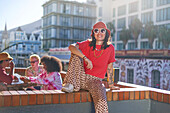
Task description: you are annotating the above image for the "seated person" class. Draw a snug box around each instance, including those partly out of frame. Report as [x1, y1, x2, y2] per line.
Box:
[25, 54, 45, 77]
[25, 54, 45, 90]
[0, 52, 18, 91]
[21, 56, 63, 90]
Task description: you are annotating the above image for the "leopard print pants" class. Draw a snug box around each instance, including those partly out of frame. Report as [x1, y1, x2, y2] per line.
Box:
[64, 54, 109, 113]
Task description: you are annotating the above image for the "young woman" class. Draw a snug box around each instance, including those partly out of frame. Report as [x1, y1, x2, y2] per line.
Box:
[25, 54, 45, 77]
[62, 21, 119, 113]
[25, 54, 45, 90]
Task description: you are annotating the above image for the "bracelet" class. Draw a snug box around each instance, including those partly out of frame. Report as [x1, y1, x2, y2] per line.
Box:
[83, 55, 86, 60]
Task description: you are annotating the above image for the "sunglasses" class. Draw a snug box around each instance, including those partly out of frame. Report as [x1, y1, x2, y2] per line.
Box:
[5, 60, 11, 62]
[30, 60, 38, 64]
[93, 29, 106, 34]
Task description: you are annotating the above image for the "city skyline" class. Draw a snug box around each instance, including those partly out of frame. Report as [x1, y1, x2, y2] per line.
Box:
[0, 0, 86, 31]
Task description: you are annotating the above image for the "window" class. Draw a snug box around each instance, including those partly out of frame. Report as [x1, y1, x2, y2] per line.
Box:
[141, 28, 145, 39]
[99, 7, 102, 17]
[118, 5, 126, 16]
[155, 40, 159, 49]
[73, 29, 79, 39]
[128, 42, 135, 50]
[118, 18, 126, 29]
[51, 39, 56, 48]
[141, 0, 153, 10]
[151, 70, 160, 88]
[47, 40, 51, 48]
[61, 40, 70, 47]
[85, 30, 91, 39]
[47, 16, 52, 26]
[44, 6, 47, 15]
[60, 3, 70, 14]
[157, 0, 170, 6]
[43, 16, 52, 27]
[79, 6, 84, 16]
[47, 4, 52, 14]
[127, 69, 134, 83]
[85, 19, 93, 28]
[51, 28, 56, 38]
[43, 30, 47, 39]
[117, 43, 123, 50]
[59, 29, 71, 39]
[129, 2, 138, 13]
[74, 5, 84, 15]
[141, 41, 149, 49]
[52, 3, 57, 12]
[112, 20, 115, 27]
[44, 4, 52, 15]
[117, 31, 120, 41]
[47, 29, 51, 38]
[113, 8, 116, 17]
[60, 16, 71, 26]
[73, 17, 79, 27]
[85, 7, 89, 16]
[73, 17, 84, 27]
[51, 15, 57, 25]
[156, 7, 170, 22]
[114, 68, 119, 83]
[43, 17, 47, 27]
[128, 15, 138, 25]
[79, 18, 84, 27]
[141, 12, 153, 24]
[73, 29, 84, 39]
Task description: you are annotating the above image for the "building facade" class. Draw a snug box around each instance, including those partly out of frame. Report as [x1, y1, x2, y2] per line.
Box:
[88, 0, 170, 50]
[87, 0, 113, 23]
[114, 50, 170, 90]
[7, 27, 42, 67]
[42, 0, 97, 49]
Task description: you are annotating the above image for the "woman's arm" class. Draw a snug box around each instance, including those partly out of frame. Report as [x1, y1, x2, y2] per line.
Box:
[69, 44, 85, 58]
[69, 44, 93, 70]
[107, 62, 120, 90]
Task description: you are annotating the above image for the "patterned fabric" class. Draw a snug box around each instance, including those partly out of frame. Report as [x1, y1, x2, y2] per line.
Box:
[29, 71, 62, 90]
[25, 65, 45, 77]
[64, 54, 108, 113]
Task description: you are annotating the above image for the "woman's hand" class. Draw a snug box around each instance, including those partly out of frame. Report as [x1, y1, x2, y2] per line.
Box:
[13, 76, 19, 82]
[84, 57, 93, 70]
[20, 76, 30, 83]
[109, 84, 120, 90]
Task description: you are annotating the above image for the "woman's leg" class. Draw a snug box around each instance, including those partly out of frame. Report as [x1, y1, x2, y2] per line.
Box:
[82, 75, 109, 113]
[63, 54, 85, 92]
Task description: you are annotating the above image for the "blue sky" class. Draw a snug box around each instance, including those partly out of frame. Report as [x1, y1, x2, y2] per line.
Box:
[0, 0, 47, 30]
[0, 0, 86, 31]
